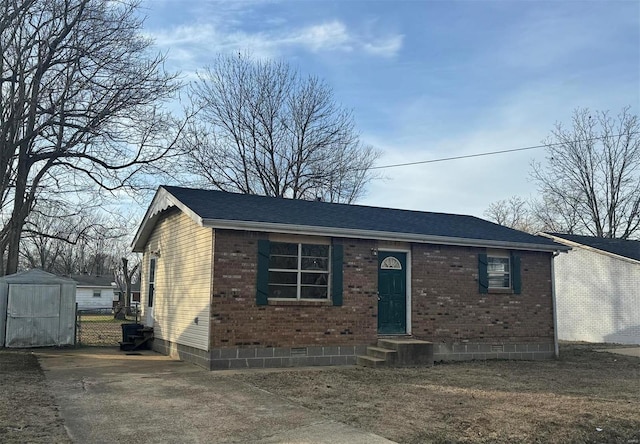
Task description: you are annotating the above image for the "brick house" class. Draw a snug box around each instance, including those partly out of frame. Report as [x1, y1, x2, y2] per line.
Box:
[132, 186, 569, 369]
[541, 233, 640, 345]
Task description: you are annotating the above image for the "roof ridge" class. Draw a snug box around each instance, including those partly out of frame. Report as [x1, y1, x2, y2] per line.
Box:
[159, 184, 484, 219]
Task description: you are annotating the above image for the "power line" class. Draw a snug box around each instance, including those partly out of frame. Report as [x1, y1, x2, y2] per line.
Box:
[368, 132, 638, 170]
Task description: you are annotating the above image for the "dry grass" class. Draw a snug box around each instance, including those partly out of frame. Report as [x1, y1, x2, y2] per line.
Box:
[0, 344, 638, 443]
[0, 351, 70, 444]
[77, 321, 122, 345]
[238, 344, 640, 444]
[76, 313, 139, 345]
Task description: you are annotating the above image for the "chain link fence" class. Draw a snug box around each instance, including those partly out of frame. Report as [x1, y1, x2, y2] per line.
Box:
[75, 305, 141, 346]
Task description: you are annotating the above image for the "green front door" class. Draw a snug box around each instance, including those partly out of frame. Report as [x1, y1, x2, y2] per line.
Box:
[377, 252, 407, 334]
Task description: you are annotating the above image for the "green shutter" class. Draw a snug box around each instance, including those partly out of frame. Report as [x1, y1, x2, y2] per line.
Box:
[478, 253, 488, 294]
[331, 243, 343, 306]
[256, 239, 270, 306]
[511, 253, 521, 295]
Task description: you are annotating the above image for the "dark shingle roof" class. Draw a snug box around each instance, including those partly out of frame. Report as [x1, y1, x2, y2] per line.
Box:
[69, 274, 115, 287]
[546, 233, 640, 261]
[156, 186, 563, 251]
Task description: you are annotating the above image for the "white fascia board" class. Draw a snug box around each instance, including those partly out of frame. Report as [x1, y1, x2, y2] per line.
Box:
[203, 219, 568, 253]
[131, 187, 204, 252]
[539, 233, 640, 265]
[75, 285, 114, 289]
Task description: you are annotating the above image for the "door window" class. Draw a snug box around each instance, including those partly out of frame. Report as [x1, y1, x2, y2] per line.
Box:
[148, 257, 156, 307]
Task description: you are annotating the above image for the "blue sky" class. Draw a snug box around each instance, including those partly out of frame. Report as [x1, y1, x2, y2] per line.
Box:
[140, 0, 639, 217]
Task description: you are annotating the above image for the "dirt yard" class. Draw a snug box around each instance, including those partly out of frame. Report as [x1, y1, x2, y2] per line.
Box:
[0, 351, 70, 443]
[0, 344, 638, 444]
[237, 344, 640, 444]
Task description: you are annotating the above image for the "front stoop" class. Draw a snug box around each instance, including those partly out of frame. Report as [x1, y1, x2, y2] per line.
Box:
[357, 338, 434, 368]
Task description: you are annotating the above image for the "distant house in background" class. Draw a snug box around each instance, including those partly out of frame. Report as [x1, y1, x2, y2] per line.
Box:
[70, 274, 116, 310]
[541, 233, 640, 345]
[114, 280, 141, 307]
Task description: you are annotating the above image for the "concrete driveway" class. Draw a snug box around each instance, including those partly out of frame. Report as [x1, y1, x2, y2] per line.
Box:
[36, 348, 395, 444]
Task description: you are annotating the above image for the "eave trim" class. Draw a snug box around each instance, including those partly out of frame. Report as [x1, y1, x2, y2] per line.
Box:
[131, 187, 204, 252]
[539, 233, 640, 265]
[203, 218, 568, 252]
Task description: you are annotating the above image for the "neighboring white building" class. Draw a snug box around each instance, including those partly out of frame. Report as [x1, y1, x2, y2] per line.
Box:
[70, 274, 116, 310]
[543, 233, 640, 345]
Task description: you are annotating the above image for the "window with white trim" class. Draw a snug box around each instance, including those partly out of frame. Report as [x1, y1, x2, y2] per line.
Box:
[268, 242, 330, 299]
[93, 289, 101, 298]
[148, 257, 156, 307]
[479, 251, 521, 294]
[487, 255, 510, 289]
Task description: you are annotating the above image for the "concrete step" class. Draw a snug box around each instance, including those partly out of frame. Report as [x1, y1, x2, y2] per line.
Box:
[356, 355, 387, 368]
[377, 338, 434, 367]
[357, 339, 435, 368]
[366, 346, 397, 361]
[377, 338, 432, 348]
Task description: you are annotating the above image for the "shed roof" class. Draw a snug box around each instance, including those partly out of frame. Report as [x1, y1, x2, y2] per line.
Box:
[543, 233, 640, 262]
[132, 186, 569, 253]
[0, 269, 77, 284]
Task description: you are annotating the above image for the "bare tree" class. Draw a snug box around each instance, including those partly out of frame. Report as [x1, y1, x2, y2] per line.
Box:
[113, 255, 140, 317]
[19, 203, 128, 275]
[531, 107, 640, 239]
[483, 195, 535, 233]
[529, 193, 582, 234]
[185, 53, 380, 203]
[0, 0, 186, 275]
[20, 205, 75, 272]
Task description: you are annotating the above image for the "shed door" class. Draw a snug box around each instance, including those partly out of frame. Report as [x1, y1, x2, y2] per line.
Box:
[6, 284, 61, 347]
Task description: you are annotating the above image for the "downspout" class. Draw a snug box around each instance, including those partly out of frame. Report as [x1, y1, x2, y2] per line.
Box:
[551, 251, 560, 358]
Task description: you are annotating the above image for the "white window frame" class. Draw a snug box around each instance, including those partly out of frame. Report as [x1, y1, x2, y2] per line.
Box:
[92, 289, 101, 298]
[148, 257, 156, 308]
[268, 242, 331, 300]
[487, 254, 511, 289]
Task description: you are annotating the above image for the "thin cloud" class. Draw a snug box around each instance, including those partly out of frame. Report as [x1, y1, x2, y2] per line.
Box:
[285, 20, 402, 57]
[289, 21, 352, 52]
[147, 18, 403, 67]
[362, 34, 403, 57]
[150, 24, 217, 47]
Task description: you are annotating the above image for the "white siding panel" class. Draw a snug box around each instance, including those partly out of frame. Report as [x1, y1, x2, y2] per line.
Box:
[141, 211, 212, 351]
[0, 282, 7, 346]
[75, 288, 114, 309]
[555, 247, 640, 345]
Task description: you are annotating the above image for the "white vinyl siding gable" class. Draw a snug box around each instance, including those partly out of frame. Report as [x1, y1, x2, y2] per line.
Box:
[141, 210, 212, 352]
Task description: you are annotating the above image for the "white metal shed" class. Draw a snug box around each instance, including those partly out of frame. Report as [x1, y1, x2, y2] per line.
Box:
[0, 269, 77, 348]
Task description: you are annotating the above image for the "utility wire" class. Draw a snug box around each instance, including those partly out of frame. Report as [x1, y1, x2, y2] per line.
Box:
[368, 132, 638, 170]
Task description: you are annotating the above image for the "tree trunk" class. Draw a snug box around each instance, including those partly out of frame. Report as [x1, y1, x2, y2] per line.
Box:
[5, 157, 30, 276]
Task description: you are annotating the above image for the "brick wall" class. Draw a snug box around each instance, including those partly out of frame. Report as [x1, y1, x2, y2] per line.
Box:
[210, 230, 555, 349]
[210, 230, 379, 348]
[411, 244, 554, 343]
